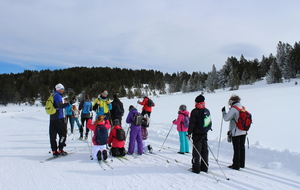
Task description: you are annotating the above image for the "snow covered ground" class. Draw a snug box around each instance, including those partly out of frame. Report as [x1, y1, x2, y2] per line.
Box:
[1, 79, 300, 190]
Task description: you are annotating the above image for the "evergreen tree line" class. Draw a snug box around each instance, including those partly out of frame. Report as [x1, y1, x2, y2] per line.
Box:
[0, 41, 299, 106]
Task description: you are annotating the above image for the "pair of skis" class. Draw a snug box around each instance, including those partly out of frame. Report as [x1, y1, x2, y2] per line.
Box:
[40, 152, 74, 163]
[97, 159, 113, 170]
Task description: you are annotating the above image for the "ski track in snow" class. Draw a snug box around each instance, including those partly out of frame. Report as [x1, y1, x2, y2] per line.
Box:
[1, 80, 300, 189]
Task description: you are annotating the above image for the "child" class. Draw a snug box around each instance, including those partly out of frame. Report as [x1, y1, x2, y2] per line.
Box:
[173, 104, 190, 154]
[71, 105, 81, 133]
[87, 115, 111, 161]
[135, 114, 153, 153]
[107, 119, 126, 157]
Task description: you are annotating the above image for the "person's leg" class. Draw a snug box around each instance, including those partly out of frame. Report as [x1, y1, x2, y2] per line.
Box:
[49, 120, 58, 152]
[231, 136, 241, 170]
[191, 135, 202, 173]
[240, 135, 246, 168]
[200, 135, 208, 172]
[57, 118, 67, 151]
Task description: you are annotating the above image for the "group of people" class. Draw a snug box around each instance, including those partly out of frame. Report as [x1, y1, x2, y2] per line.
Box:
[49, 83, 155, 161]
[49, 83, 247, 173]
[172, 94, 247, 173]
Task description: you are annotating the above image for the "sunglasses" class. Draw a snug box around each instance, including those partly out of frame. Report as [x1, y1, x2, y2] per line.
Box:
[104, 92, 108, 95]
[61, 88, 65, 90]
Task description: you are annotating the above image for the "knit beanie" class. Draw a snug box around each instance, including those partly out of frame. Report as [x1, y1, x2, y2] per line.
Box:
[195, 95, 205, 103]
[55, 83, 65, 90]
[113, 119, 120, 126]
[179, 104, 187, 111]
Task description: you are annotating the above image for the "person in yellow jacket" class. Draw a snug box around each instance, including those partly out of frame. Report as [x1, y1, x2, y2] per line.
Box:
[93, 90, 112, 121]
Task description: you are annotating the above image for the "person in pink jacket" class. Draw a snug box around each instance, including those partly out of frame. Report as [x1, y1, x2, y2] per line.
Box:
[173, 104, 190, 154]
[87, 115, 111, 161]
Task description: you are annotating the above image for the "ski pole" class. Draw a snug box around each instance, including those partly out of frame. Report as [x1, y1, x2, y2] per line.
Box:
[217, 115, 224, 161]
[86, 130, 93, 160]
[207, 145, 230, 180]
[159, 124, 174, 151]
[187, 137, 220, 182]
[125, 124, 131, 142]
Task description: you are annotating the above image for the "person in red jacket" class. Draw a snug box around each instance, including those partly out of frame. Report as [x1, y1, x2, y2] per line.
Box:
[87, 115, 111, 160]
[107, 119, 126, 157]
[137, 96, 155, 117]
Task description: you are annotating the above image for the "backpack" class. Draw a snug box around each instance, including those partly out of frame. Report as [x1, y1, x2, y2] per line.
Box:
[197, 108, 212, 132]
[232, 106, 252, 131]
[45, 93, 57, 115]
[141, 113, 150, 127]
[95, 124, 108, 145]
[82, 100, 91, 114]
[115, 128, 126, 141]
[147, 98, 155, 107]
[134, 113, 143, 125]
[180, 113, 189, 128]
[115, 103, 124, 118]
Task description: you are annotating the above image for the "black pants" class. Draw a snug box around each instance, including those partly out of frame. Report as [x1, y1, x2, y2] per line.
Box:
[231, 134, 246, 169]
[141, 110, 151, 118]
[192, 134, 208, 173]
[65, 115, 72, 129]
[49, 118, 67, 152]
[111, 147, 125, 157]
[80, 117, 90, 136]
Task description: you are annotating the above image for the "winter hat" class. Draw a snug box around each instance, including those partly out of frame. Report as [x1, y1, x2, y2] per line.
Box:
[55, 83, 65, 91]
[179, 104, 187, 111]
[228, 95, 241, 105]
[113, 119, 120, 126]
[195, 94, 205, 103]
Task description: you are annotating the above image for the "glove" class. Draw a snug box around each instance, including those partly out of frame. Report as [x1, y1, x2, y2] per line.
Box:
[227, 131, 232, 143]
[221, 106, 226, 112]
[137, 100, 140, 103]
[108, 144, 112, 148]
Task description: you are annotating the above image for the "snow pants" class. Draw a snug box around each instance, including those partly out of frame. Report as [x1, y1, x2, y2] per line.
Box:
[178, 131, 189, 153]
[92, 145, 106, 160]
[128, 126, 143, 155]
[49, 118, 67, 152]
[231, 134, 246, 169]
[191, 134, 208, 173]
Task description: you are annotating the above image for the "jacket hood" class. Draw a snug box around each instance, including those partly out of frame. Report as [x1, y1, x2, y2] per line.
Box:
[179, 110, 189, 116]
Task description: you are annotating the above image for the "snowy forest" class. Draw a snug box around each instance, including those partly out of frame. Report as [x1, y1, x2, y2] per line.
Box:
[0, 41, 299, 106]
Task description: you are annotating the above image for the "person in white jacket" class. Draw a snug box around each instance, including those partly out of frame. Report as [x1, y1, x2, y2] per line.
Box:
[222, 95, 247, 170]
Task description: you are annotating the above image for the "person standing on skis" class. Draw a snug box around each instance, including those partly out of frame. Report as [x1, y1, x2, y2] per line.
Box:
[187, 94, 212, 174]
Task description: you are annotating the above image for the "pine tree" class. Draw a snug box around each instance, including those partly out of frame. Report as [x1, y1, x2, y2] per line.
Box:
[266, 60, 282, 84]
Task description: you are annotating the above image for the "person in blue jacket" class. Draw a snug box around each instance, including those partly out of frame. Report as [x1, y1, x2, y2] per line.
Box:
[49, 83, 75, 156]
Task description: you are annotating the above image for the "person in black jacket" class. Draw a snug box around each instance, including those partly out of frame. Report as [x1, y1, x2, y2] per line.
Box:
[110, 94, 124, 125]
[187, 94, 212, 174]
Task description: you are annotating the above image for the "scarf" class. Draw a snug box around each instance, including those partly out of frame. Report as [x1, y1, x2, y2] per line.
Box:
[195, 102, 206, 109]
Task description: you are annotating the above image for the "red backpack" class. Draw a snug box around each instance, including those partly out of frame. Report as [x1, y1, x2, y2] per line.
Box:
[232, 106, 252, 131]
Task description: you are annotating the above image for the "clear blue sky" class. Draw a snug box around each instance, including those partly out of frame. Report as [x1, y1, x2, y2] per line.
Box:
[1, 0, 299, 75]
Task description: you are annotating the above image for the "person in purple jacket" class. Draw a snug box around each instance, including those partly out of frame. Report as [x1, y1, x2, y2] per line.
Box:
[126, 105, 143, 155]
